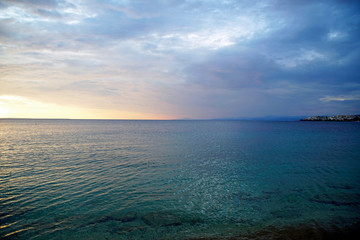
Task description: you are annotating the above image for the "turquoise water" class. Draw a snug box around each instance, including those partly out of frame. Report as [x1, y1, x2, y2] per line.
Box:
[1, 120, 360, 239]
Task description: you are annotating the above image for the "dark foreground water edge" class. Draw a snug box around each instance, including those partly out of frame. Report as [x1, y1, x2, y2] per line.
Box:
[1, 120, 360, 239]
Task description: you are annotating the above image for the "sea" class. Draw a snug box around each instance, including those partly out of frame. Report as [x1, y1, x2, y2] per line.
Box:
[1, 119, 359, 239]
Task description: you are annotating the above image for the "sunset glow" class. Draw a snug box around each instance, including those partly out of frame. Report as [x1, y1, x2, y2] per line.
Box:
[0, 95, 169, 119]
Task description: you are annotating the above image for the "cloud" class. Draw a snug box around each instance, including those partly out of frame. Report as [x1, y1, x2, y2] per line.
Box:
[320, 95, 360, 102]
[187, 48, 276, 90]
[1, 0, 94, 24]
[2, 0, 64, 18]
[275, 49, 327, 68]
[3, 0, 62, 8]
[0, 0, 360, 119]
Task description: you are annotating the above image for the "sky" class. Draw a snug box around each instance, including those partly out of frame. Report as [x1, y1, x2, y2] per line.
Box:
[0, 0, 360, 119]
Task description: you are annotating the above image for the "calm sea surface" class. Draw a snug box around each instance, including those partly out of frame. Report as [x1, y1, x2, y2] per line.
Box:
[1, 120, 360, 239]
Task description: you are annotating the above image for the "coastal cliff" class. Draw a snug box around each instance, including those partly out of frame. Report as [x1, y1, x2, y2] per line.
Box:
[300, 115, 360, 121]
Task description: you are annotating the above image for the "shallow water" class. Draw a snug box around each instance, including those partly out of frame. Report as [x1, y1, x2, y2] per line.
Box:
[1, 120, 360, 239]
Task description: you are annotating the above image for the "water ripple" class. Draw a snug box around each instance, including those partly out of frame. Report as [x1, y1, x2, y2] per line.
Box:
[1, 120, 360, 239]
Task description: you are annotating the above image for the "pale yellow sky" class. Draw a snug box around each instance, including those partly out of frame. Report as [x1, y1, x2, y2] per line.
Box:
[0, 95, 171, 119]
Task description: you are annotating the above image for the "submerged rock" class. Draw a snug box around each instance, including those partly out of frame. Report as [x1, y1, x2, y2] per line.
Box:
[185, 222, 360, 240]
[113, 224, 147, 235]
[91, 211, 137, 225]
[112, 211, 137, 223]
[141, 212, 182, 227]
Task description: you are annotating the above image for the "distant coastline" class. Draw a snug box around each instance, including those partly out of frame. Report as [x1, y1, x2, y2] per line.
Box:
[300, 115, 360, 122]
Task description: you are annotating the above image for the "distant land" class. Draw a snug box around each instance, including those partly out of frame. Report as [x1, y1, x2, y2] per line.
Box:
[300, 115, 360, 122]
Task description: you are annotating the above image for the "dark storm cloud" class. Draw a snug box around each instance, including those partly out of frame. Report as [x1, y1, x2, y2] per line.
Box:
[173, 0, 360, 117]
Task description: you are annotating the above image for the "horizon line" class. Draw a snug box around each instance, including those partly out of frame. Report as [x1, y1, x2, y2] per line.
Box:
[0, 117, 305, 121]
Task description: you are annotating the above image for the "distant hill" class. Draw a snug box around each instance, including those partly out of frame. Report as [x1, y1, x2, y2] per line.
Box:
[300, 115, 360, 121]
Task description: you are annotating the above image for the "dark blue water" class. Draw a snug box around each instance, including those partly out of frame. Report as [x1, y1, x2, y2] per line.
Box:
[1, 120, 360, 239]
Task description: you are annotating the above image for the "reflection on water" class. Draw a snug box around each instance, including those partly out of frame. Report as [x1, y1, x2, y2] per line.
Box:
[0, 120, 360, 239]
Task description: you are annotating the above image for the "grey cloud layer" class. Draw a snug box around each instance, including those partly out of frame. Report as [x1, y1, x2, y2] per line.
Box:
[1, 0, 359, 118]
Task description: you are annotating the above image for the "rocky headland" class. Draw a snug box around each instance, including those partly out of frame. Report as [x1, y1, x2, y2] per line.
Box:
[300, 114, 360, 121]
